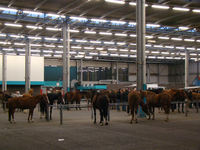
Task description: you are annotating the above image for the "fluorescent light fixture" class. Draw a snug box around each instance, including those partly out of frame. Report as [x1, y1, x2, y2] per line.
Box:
[58, 45, 63, 48]
[99, 32, 112, 35]
[145, 44, 151, 47]
[115, 33, 127, 36]
[69, 29, 79, 33]
[161, 52, 169, 54]
[176, 46, 185, 49]
[45, 38, 58, 41]
[171, 38, 182, 41]
[89, 52, 98, 55]
[158, 37, 169, 39]
[190, 53, 197, 56]
[151, 5, 169, 9]
[184, 39, 195, 42]
[148, 40, 156, 43]
[187, 47, 195, 50]
[197, 40, 200, 42]
[153, 45, 163, 48]
[0, 34, 6, 36]
[174, 57, 182, 59]
[54, 55, 62, 57]
[45, 45, 55, 47]
[70, 17, 87, 20]
[119, 49, 128, 52]
[104, 41, 115, 44]
[129, 2, 136, 5]
[46, 27, 61, 31]
[5, 23, 22, 27]
[17, 49, 25, 51]
[44, 54, 51, 57]
[7, 53, 16, 55]
[166, 57, 173, 59]
[173, 7, 190, 11]
[55, 51, 63, 53]
[179, 26, 189, 30]
[71, 46, 81, 49]
[197, 48, 200, 51]
[129, 22, 136, 25]
[28, 36, 41, 39]
[110, 54, 119, 56]
[10, 35, 24, 38]
[146, 24, 160, 27]
[110, 20, 126, 24]
[148, 56, 156, 59]
[130, 34, 137, 37]
[75, 55, 84, 58]
[0, 42, 11, 44]
[117, 42, 126, 45]
[193, 9, 200, 13]
[26, 25, 42, 29]
[90, 41, 101, 44]
[171, 52, 175, 55]
[130, 50, 136, 52]
[85, 56, 93, 59]
[165, 46, 174, 49]
[31, 50, 40, 52]
[145, 51, 150, 53]
[130, 55, 136, 58]
[180, 53, 185, 55]
[14, 43, 25, 45]
[76, 40, 87, 43]
[108, 48, 117, 51]
[145, 35, 153, 38]
[91, 19, 107, 22]
[24, 11, 43, 15]
[43, 50, 53, 53]
[100, 53, 108, 56]
[157, 56, 165, 59]
[105, 0, 125, 4]
[31, 44, 41, 46]
[84, 47, 94, 49]
[79, 52, 85, 54]
[151, 51, 160, 54]
[3, 48, 14, 51]
[47, 13, 62, 18]
[130, 43, 136, 45]
[120, 54, 128, 57]
[96, 48, 104, 50]
[84, 31, 96, 34]
[0, 7, 18, 12]
[69, 51, 76, 54]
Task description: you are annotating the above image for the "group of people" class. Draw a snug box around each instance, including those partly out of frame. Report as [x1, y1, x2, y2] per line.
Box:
[116, 88, 131, 114]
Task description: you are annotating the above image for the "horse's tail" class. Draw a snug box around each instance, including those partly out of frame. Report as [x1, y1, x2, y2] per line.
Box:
[103, 95, 109, 118]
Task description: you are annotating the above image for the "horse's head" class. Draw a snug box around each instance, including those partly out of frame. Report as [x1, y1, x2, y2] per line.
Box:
[185, 90, 192, 100]
[139, 90, 147, 99]
[180, 90, 189, 100]
[43, 94, 50, 104]
[57, 92, 65, 104]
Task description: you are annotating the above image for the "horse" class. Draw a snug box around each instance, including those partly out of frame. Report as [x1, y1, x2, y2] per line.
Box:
[1, 93, 12, 110]
[64, 91, 90, 110]
[8, 94, 49, 123]
[128, 91, 149, 123]
[40, 92, 65, 120]
[22, 89, 33, 98]
[109, 90, 117, 109]
[92, 92, 109, 126]
[140, 90, 171, 122]
[163, 89, 188, 113]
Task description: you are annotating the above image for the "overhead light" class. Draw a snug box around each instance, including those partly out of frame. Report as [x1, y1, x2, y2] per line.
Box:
[89, 52, 98, 55]
[153, 45, 163, 48]
[14, 43, 25, 45]
[130, 43, 136, 45]
[99, 32, 112, 35]
[105, 0, 125, 4]
[130, 55, 136, 58]
[46, 27, 61, 31]
[184, 39, 195, 42]
[193, 9, 200, 13]
[187, 47, 195, 50]
[84, 47, 94, 49]
[145, 44, 151, 47]
[55, 51, 63, 54]
[110, 54, 119, 56]
[79, 52, 85, 54]
[174, 57, 182, 59]
[161, 52, 169, 54]
[157, 57, 165, 59]
[130, 50, 136, 52]
[28, 36, 41, 39]
[145, 35, 153, 38]
[76, 40, 87, 43]
[100, 53, 108, 56]
[10, 35, 24, 38]
[176, 46, 185, 49]
[71, 46, 81, 49]
[7, 53, 16, 55]
[91, 19, 107, 22]
[5, 23, 22, 27]
[145, 51, 150, 53]
[43, 50, 53, 53]
[179, 26, 189, 30]
[196, 40, 200, 42]
[69, 29, 79, 33]
[110, 21, 126, 24]
[47, 13, 62, 18]
[129, 2, 148, 6]
[45, 45, 55, 47]
[70, 51, 76, 54]
[84, 31, 96, 34]
[165, 46, 174, 49]
[197, 48, 200, 51]
[108, 48, 117, 51]
[0, 7, 17, 12]
[58, 45, 63, 48]
[0, 34, 6, 36]
[85, 56, 93, 59]
[180, 53, 185, 55]
[24, 11, 42, 15]
[148, 56, 156, 59]
[130, 34, 137, 37]
[166, 57, 173, 59]
[44, 54, 51, 57]
[115, 33, 127, 36]
[173, 7, 190, 11]
[54, 55, 62, 57]
[146, 24, 160, 27]
[151, 5, 169, 9]
[96, 48, 103, 50]
[3, 48, 14, 51]
[104, 41, 115, 44]
[75, 55, 84, 58]
[148, 40, 156, 43]
[158, 37, 169, 40]
[171, 37, 182, 41]
[120, 54, 128, 57]
[26, 25, 42, 29]
[190, 53, 197, 56]
[31, 50, 40, 52]
[70, 17, 87, 20]
[17, 49, 25, 52]
[129, 22, 137, 25]
[117, 42, 126, 45]
[90, 41, 101, 44]
[0, 42, 11, 44]
[31, 44, 41, 46]
[119, 49, 128, 52]
[45, 38, 58, 41]
[151, 51, 159, 54]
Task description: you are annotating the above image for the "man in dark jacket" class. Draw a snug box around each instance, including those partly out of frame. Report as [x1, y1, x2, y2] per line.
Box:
[123, 88, 129, 113]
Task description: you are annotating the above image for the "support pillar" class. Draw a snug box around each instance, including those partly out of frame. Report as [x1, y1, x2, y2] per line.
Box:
[80, 59, 83, 85]
[25, 39, 31, 93]
[185, 51, 189, 87]
[116, 61, 118, 83]
[2, 51, 7, 92]
[136, 0, 146, 117]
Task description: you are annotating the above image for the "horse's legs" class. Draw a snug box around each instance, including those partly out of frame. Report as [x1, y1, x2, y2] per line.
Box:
[148, 107, 151, 120]
[178, 103, 181, 113]
[163, 106, 170, 122]
[28, 109, 31, 122]
[30, 109, 34, 122]
[50, 106, 52, 120]
[78, 101, 81, 110]
[11, 109, 16, 123]
[182, 103, 184, 113]
[99, 109, 104, 126]
[94, 108, 96, 124]
[134, 107, 138, 123]
[130, 108, 134, 124]
[152, 107, 155, 120]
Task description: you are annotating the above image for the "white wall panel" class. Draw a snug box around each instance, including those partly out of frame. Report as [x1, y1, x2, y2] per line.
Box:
[0, 55, 2, 81]
[31, 57, 44, 81]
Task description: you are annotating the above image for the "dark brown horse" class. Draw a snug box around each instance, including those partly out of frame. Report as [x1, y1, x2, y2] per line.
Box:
[163, 89, 188, 113]
[92, 92, 109, 126]
[8, 94, 49, 123]
[140, 90, 171, 122]
[128, 91, 149, 123]
[64, 91, 90, 110]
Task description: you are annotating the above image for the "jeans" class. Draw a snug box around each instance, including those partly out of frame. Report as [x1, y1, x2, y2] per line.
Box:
[122, 100, 126, 111]
[117, 99, 120, 111]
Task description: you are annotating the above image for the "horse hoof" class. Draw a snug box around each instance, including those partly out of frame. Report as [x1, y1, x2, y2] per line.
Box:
[105, 122, 108, 126]
[32, 120, 34, 122]
[100, 123, 103, 126]
[165, 119, 169, 122]
[94, 121, 96, 124]
[135, 121, 138, 123]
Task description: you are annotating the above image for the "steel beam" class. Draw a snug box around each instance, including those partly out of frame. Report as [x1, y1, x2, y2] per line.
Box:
[2, 51, 7, 92]
[25, 39, 31, 93]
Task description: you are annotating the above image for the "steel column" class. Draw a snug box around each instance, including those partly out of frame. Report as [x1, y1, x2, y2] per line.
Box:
[116, 61, 118, 83]
[185, 51, 189, 87]
[25, 39, 31, 93]
[2, 51, 7, 92]
[80, 59, 83, 85]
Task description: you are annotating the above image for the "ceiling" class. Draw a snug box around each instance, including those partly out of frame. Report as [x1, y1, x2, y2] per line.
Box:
[0, 0, 200, 63]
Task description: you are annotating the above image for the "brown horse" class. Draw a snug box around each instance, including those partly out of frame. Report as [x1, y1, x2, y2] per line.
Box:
[22, 89, 33, 98]
[92, 92, 109, 126]
[8, 94, 49, 123]
[64, 91, 90, 110]
[128, 91, 149, 123]
[163, 89, 188, 113]
[140, 90, 171, 122]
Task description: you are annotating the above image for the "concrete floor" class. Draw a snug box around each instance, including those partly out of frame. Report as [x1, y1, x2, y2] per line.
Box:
[0, 104, 200, 150]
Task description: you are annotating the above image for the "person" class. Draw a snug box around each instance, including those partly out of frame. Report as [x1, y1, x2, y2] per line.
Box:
[123, 88, 129, 114]
[116, 89, 121, 111]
